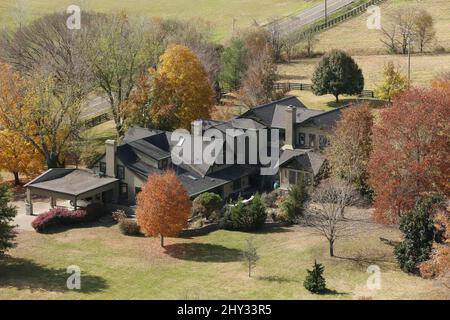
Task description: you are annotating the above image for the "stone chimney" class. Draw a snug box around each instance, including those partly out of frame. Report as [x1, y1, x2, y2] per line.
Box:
[282, 106, 296, 150]
[191, 120, 203, 136]
[105, 140, 117, 177]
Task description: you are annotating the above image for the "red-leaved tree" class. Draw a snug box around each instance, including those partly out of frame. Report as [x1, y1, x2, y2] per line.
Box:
[369, 87, 450, 223]
[136, 171, 191, 247]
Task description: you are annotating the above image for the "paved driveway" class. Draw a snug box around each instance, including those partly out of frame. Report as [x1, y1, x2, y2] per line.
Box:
[11, 199, 52, 231]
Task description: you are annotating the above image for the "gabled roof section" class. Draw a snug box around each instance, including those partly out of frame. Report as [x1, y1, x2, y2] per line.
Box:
[239, 96, 325, 129]
[279, 150, 326, 176]
[300, 105, 349, 128]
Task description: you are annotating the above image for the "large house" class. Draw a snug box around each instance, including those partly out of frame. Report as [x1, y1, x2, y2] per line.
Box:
[25, 96, 345, 214]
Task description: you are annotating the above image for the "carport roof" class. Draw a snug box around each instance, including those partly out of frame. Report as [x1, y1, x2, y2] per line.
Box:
[25, 169, 118, 197]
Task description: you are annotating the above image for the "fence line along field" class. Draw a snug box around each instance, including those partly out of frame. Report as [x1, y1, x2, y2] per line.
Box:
[278, 54, 450, 89]
[0, 0, 321, 40]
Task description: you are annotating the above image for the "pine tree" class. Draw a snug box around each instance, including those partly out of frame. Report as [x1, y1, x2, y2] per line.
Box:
[303, 260, 326, 293]
[282, 177, 309, 222]
[395, 197, 436, 273]
[219, 39, 248, 92]
[0, 185, 17, 256]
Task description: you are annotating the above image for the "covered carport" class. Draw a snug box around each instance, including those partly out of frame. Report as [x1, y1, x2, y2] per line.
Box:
[24, 168, 119, 215]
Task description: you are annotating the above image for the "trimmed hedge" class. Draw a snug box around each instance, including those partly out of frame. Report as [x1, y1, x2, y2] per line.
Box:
[32, 203, 106, 233]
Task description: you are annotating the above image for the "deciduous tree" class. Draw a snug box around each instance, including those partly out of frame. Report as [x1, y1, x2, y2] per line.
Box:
[151, 44, 215, 130]
[326, 104, 374, 194]
[83, 13, 150, 137]
[0, 64, 82, 168]
[311, 50, 364, 103]
[375, 62, 409, 102]
[0, 130, 43, 185]
[238, 46, 280, 108]
[413, 10, 435, 53]
[303, 178, 358, 256]
[136, 171, 191, 247]
[369, 88, 450, 223]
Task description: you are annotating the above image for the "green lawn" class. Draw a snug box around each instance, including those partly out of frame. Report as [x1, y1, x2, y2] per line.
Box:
[1, 208, 447, 299]
[0, 0, 320, 41]
[82, 120, 117, 155]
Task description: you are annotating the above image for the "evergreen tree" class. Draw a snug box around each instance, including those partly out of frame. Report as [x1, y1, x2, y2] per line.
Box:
[311, 50, 364, 103]
[282, 177, 309, 222]
[303, 260, 326, 293]
[247, 193, 267, 230]
[395, 197, 437, 273]
[0, 185, 17, 256]
[219, 39, 248, 92]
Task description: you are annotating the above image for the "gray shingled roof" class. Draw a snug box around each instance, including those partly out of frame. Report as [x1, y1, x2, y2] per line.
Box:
[279, 150, 326, 175]
[26, 169, 118, 196]
[239, 96, 324, 129]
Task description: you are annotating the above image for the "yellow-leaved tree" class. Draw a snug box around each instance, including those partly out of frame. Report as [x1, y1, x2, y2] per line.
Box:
[0, 130, 44, 185]
[151, 44, 214, 130]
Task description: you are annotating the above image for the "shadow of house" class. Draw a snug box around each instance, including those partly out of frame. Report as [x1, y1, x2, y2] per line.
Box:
[164, 243, 243, 263]
[0, 257, 108, 294]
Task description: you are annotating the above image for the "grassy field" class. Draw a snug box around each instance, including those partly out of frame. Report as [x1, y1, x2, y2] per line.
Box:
[315, 0, 450, 55]
[1, 208, 448, 299]
[0, 0, 320, 41]
[278, 54, 450, 89]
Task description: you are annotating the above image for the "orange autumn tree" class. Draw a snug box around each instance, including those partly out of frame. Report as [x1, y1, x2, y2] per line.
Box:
[136, 171, 192, 247]
[0, 130, 44, 185]
[151, 44, 214, 130]
[369, 87, 450, 223]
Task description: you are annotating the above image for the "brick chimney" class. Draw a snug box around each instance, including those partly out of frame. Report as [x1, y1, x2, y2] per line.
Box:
[282, 106, 296, 150]
[105, 140, 117, 177]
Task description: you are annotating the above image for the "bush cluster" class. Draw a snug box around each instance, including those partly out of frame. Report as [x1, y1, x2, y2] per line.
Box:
[221, 194, 267, 231]
[32, 203, 105, 233]
[119, 219, 141, 236]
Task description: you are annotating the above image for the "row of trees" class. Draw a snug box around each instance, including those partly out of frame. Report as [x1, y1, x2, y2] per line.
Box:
[322, 81, 449, 276]
[381, 7, 437, 54]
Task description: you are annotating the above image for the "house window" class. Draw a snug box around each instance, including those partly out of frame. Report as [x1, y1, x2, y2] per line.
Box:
[233, 178, 242, 191]
[99, 162, 106, 174]
[159, 159, 168, 169]
[288, 170, 297, 185]
[309, 134, 316, 148]
[117, 165, 125, 180]
[135, 187, 142, 200]
[119, 183, 128, 200]
[319, 135, 328, 150]
[298, 132, 306, 147]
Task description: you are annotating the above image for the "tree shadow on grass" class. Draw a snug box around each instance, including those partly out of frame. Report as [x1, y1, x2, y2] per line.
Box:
[335, 252, 397, 271]
[251, 223, 293, 234]
[0, 256, 108, 294]
[164, 243, 243, 262]
[326, 98, 386, 109]
[257, 275, 299, 283]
